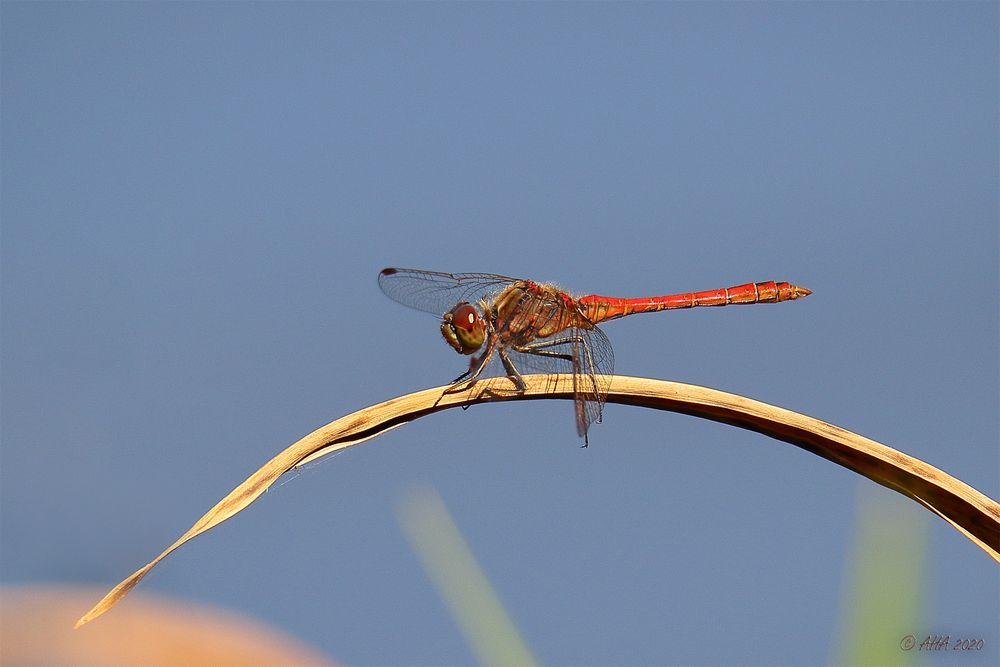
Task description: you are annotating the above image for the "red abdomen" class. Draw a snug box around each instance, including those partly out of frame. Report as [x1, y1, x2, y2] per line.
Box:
[580, 281, 811, 324]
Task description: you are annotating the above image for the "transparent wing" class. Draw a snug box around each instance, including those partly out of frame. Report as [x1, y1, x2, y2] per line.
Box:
[378, 267, 522, 317]
[511, 324, 614, 440]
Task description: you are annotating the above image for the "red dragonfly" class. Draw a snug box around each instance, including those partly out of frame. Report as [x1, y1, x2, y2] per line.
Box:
[378, 268, 811, 445]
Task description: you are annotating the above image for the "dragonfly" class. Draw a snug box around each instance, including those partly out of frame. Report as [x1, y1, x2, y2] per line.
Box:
[378, 267, 811, 445]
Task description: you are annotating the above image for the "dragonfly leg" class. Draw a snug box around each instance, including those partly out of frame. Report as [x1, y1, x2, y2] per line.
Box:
[498, 348, 527, 392]
[451, 337, 496, 386]
[517, 335, 578, 354]
[514, 346, 573, 363]
[515, 336, 583, 365]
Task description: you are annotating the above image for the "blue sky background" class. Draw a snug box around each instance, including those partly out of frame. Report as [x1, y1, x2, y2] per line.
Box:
[2, 2, 997, 665]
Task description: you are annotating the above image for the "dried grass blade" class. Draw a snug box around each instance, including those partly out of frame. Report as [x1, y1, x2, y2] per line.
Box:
[76, 374, 999, 628]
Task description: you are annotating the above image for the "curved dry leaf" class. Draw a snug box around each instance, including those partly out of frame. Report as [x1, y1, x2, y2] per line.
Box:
[76, 374, 1000, 628]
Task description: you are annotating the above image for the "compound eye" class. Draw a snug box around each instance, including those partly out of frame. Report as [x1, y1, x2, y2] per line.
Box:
[440, 302, 485, 355]
[451, 303, 480, 332]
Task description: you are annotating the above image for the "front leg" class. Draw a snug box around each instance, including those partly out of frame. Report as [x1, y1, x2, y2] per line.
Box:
[451, 336, 496, 386]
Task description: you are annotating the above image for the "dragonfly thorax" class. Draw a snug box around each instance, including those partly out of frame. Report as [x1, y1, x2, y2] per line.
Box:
[440, 302, 486, 355]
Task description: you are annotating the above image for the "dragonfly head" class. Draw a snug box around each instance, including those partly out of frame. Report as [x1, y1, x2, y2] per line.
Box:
[440, 302, 485, 355]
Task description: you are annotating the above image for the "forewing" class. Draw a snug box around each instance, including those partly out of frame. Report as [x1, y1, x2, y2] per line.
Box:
[378, 268, 520, 316]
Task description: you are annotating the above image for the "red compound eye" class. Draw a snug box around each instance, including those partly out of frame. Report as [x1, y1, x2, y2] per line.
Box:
[440, 302, 485, 355]
[450, 303, 479, 331]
